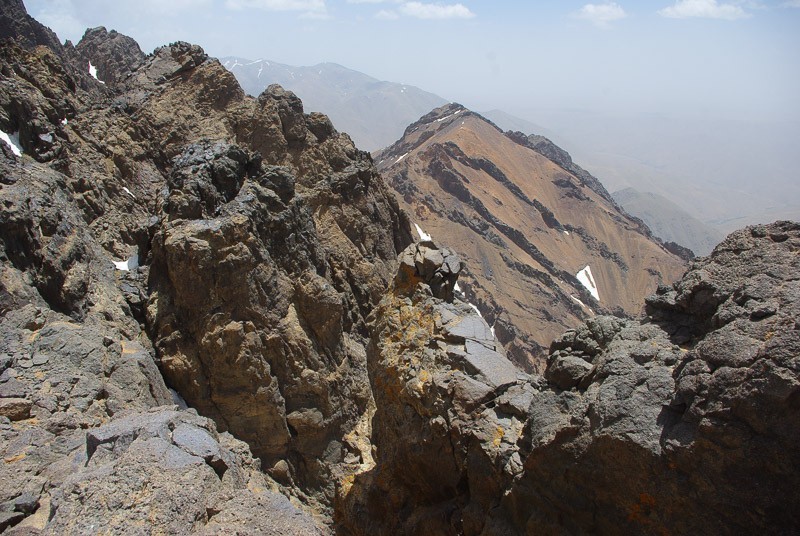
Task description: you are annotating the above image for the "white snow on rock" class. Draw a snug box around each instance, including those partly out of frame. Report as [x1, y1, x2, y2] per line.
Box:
[88, 61, 105, 84]
[413, 223, 432, 241]
[113, 253, 139, 272]
[563, 230, 570, 235]
[0, 129, 22, 156]
[576, 265, 600, 301]
[122, 187, 136, 199]
[395, 152, 408, 163]
[60, 118, 68, 125]
[454, 282, 463, 294]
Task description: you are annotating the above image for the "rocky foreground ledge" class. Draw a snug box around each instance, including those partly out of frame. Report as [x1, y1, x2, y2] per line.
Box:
[337, 221, 800, 535]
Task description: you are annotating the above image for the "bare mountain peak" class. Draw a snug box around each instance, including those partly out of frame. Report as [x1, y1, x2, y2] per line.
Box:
[376, 105, 687, 370]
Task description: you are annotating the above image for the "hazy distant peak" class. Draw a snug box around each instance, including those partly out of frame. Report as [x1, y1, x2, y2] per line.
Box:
[221, 56, 448, 150]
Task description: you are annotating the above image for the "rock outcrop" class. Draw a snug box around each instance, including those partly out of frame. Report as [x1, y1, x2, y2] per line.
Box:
[0, 2, 409, 531]
[337, 221, 800, 534]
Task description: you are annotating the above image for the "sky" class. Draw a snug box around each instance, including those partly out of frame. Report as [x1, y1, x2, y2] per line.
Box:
[24, 0, 800, 122]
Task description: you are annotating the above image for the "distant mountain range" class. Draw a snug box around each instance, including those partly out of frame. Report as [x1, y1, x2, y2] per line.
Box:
[221, 57, 798, 252]
[221, 57, 447, 151]
[612, 187, 723, 256]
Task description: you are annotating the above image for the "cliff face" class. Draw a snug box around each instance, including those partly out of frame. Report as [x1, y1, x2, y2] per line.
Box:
[0, 2, 410, 530]
[337, 220, 800, 535]
[375, 104, 687, 372]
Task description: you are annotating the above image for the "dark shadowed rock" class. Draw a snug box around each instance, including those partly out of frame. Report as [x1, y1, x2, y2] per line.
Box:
[0, 0, 63, 53]
[73, 26, 145, 87]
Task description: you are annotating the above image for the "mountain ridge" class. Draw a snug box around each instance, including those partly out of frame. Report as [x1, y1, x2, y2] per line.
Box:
[0, 3, 798, 534]
[376, 103, 688, 371]
[222, 56, 448, 151]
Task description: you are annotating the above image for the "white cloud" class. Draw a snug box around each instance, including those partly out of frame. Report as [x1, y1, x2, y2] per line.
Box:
[32, 0, 85, 43]
[299, 10, 331, 18]
[347, 0, 388, 3]
[398, 2, 475, 19]
[375, 9, 400, 19]
[225, 0, 326, 12]
[141, 0, 212, 13]
[781, 0, 800, 6]
[658, 0, 749, 20]
[575, 2, 627, 27]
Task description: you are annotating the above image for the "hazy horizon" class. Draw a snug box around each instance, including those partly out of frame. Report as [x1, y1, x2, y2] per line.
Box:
[24, 0, 800, 232]
[25, 0, 800, 123]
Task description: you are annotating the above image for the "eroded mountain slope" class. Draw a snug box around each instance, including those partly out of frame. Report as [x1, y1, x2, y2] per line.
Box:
[376, 104, 687, 371]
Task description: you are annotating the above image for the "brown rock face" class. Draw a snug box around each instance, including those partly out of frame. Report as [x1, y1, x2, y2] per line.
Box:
[376, 104, 687, 372]
[0, 5, 409, 531]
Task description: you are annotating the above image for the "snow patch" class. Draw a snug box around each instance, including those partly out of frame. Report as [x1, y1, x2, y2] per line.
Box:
[257, 64, 263, 79]
[88, 61, 105, 84]
[576, 265, 600, 301]
[454, 282, 463, 294]
[122, 187, 136, 199]
[39, 133, 53, 143]
[469, 302, 482, 318]
[113, 253, 139, 272]
[571, 295, 593, 312]
[413, 223, 432, 241]
[394, 152, 408, 163]
[0, 129, 23, 156]
[61, 118, 68, 125]
[563, 230, 570, 236]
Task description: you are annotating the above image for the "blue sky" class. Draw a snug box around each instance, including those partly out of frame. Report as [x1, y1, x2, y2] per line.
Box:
[25, 0, 800, 121]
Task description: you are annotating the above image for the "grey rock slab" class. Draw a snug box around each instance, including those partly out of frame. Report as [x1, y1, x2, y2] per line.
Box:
[86, 408, 181, 461]
[0, 379, 27, 399]
[171, 423, 222, 462]
[461, 339, 520, 388]
[445, 315, 494, 344]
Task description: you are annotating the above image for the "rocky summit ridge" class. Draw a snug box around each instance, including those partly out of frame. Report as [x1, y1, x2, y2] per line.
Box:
[375, 103, 688, 372]
[0, 2, 798, 534]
